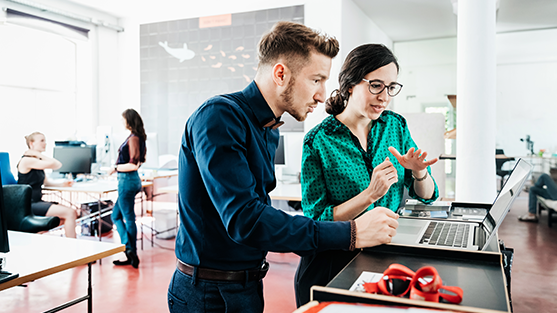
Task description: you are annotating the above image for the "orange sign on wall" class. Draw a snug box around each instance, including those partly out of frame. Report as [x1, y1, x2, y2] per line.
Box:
[199, 14, 232, 28]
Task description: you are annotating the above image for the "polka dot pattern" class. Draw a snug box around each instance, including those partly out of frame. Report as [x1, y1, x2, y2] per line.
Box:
[301, 111, 439, 221]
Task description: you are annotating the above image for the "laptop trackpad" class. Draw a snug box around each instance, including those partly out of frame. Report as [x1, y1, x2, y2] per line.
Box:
[398, 226, 423, 235]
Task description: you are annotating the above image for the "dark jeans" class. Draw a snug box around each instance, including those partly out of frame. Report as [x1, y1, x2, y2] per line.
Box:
[294, 250, 358, 307]
[167, 268, 264, 313]
[529, 173, 557, 214]
[112, 171, 142, 252]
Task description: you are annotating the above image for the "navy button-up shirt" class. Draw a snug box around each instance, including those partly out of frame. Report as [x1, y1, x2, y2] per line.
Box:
[176, 81, 351, 271]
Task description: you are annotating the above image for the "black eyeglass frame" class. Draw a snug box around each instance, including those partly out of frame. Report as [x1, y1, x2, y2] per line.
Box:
[362, 78, 403, 97]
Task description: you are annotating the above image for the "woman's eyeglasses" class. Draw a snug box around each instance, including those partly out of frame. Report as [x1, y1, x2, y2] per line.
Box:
[362, 78, 403, 97]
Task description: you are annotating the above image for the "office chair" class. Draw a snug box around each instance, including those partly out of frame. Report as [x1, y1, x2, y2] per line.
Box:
[0, 152, 17, 185]
[2, 184, 60, 233]
[495, 149, 514, 191]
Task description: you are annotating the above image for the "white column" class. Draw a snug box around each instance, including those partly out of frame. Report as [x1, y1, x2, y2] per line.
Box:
[455, 0, 497, 202]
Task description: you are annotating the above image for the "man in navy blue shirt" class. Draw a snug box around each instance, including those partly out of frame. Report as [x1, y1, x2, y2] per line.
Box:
[167, 21, 399, 313]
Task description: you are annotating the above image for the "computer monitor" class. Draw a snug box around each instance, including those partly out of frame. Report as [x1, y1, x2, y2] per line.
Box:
[274, 135, 286, 166]
[53, 146, 94, 175]
[0, 169, 10, 253]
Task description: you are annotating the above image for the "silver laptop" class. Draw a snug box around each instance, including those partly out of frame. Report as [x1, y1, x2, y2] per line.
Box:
[391, 158, 532, 251]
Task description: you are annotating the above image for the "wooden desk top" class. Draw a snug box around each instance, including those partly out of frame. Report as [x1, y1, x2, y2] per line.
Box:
[158, 185, 179, 195]
[0, 231, 124, 291]
[44, 180, 153, 194]
[140, 169, 178, 181]
[270, 183, 302, 202]
[439, 154, 515, 160]
[155, 182, 302, 201]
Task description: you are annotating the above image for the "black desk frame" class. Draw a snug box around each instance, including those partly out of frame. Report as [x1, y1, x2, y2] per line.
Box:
[313, 245, 510, 313]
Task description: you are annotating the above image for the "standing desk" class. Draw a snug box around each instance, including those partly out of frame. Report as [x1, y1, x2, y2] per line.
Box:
[0, 231, 124, 312]
[311, 242, 510, 313]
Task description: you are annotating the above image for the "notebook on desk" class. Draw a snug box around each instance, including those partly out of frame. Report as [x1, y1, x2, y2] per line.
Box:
[391, 158, 532, 251]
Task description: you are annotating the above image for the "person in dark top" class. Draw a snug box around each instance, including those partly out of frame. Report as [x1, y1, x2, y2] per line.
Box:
[167, 21, 399, 313]
[109, 108, 146, 269]
[17, 132, 78, 238]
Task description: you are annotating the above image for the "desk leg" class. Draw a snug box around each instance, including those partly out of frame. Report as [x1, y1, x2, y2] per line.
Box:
[42, 262, 94, 313]
[141, 189, 144, 251]
[98, 196, 103, 266]
[88, 262, 93, 313]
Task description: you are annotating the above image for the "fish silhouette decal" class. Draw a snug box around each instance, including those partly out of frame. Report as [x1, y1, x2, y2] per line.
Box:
[159, 41, 195, 62]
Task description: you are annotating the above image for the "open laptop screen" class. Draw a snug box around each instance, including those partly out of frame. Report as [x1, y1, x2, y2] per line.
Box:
[481, 158, 532, 249]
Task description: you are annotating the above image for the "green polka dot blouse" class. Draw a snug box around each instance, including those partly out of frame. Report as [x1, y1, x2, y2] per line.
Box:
[301, 111, 439, 221]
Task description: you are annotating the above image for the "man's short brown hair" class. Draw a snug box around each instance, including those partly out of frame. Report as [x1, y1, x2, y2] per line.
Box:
[257, 21, 339, 73]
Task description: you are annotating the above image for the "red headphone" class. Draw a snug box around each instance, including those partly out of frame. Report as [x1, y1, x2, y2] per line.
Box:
[363, 263, 463, 304]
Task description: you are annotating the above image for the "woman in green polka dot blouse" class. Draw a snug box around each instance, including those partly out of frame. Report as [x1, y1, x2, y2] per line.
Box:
[294, 44, 439, 307]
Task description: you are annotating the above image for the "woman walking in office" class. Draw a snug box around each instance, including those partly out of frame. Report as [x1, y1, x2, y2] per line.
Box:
[294, 44, 439, 306]
[110, 108, 146, 268]
[17, 132, 78, 238]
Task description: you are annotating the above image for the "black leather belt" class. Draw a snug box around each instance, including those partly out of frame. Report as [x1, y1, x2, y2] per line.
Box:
[176, 260, 269, 282]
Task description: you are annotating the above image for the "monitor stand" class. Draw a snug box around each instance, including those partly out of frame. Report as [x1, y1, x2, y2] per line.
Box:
[0, 256, 19, 284]
[0, 270, 19, 284]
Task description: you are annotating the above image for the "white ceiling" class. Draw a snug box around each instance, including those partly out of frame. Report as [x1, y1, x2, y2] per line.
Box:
[62, 0, 557, 42]
[352, 0, 557, 41]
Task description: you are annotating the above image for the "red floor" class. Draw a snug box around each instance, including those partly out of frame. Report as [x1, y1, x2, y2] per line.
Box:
[1, 193, 556, 312]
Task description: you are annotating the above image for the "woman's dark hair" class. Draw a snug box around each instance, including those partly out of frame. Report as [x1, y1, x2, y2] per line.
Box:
[122, 109, 147, 142]
[325, 44, 399, 115]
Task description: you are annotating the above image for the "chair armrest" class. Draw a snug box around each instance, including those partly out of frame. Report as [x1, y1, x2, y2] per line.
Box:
[19, 215, 61, 233]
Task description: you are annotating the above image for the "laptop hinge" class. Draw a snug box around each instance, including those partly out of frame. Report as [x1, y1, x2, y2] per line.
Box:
[473, 225, 486, 247]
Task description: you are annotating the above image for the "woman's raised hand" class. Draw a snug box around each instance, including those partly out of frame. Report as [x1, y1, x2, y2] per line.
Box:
[388, 147, 438, 172]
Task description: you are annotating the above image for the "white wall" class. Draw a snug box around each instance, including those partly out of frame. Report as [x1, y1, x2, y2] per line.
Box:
[394, 29, 557, 158]
[116, 0, 392, 178]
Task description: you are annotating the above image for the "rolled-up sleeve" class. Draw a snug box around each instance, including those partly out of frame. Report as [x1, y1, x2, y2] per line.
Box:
[401, 125, 439, 204]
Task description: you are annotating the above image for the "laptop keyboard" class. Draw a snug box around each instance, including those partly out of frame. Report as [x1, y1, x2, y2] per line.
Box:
[419, 221, 470, 248]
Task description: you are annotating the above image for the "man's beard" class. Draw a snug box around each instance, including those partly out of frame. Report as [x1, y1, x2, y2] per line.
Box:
[280, 77, 316, 122]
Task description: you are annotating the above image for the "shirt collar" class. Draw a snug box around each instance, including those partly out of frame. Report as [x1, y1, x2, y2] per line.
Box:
[325, 112, 388, 135]
[242, 81, 283, 129]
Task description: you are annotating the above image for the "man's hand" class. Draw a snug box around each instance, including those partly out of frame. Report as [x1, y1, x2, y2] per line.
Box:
[366, 157, 398, 202]
[388, 147, 438, 172]
[354, 207, 399, 249]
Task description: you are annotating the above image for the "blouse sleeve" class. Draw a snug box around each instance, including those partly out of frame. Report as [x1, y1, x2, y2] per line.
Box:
[301, 141, 336, 222]
[401, 125, 439, 203]
[128, 136, 141, 165]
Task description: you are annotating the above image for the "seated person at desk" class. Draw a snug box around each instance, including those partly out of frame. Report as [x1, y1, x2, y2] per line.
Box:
[519, 173, 557, 222]
[295, 44, 439, 306]
[17, 132, 78, 238]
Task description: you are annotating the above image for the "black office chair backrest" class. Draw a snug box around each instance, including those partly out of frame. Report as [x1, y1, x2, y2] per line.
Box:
[2, 184, 60, 232]
[495, 149, 507, 170]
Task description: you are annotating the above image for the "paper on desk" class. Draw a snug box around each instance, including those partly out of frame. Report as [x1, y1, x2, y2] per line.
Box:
[349, 271, 383, 292]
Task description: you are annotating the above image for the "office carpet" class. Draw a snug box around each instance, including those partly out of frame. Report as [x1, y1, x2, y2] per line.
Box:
[1, 194, 555, 313]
